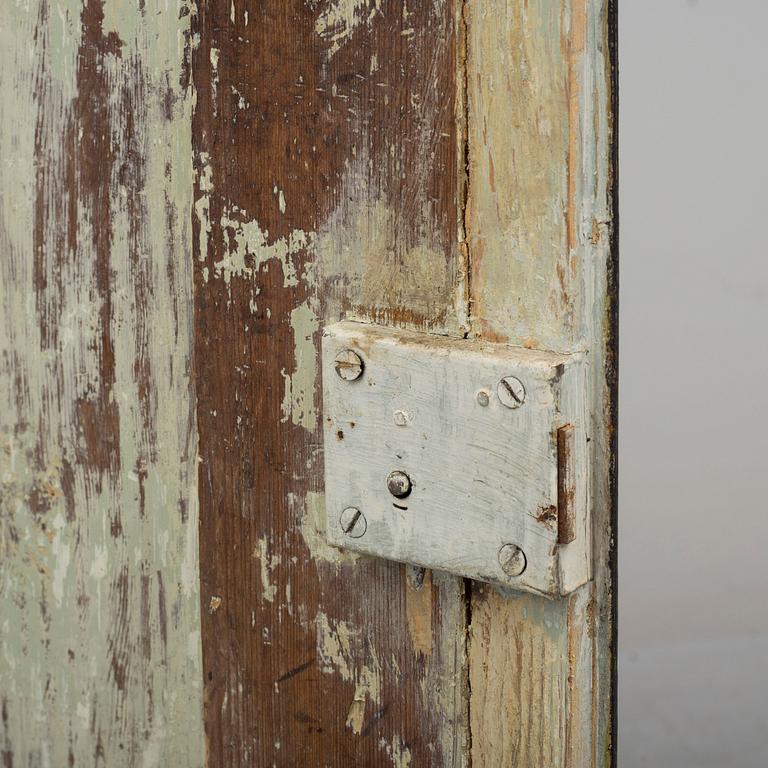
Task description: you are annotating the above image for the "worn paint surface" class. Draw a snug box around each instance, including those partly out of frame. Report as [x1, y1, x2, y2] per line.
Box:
[465, 0, 616, 765]
[192, 1, 468, 765]
[0, 0, 615, 764]
[0, 1, 204, 765]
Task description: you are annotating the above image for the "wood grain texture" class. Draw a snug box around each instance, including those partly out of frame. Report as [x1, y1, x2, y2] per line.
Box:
[0, 1, 204, 765]
[465, 0, 616, 765]
[0, 0, 615, 763]
[191, 1, 468, 765]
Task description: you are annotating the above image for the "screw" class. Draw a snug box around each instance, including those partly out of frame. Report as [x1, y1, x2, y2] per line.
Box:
[334, 349, 364, 381]
[497, 376, 526, 408]
[498, 544, 527, 577]
[476, 390, 490, 407]
[339, 507, 367, 538]
[386, 470, 412, 498]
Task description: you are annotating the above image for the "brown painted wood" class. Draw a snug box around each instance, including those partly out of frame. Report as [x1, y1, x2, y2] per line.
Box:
[191, 1, 468, 765]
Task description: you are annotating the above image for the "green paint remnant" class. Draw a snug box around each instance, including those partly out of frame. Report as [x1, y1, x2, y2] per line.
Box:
[216, 207, 313, 287]
[0, 1, 203, 764]
[280, 297, 320, 432]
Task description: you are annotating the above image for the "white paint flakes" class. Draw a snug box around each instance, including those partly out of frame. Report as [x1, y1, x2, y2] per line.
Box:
[315, 0, 382, 59]
[195, 152, 213, 265]
[316, 611, 354, 680]
[254, 537, 279, 603]
[230, 85, 249, 110]
[279, 298, 319, 431]
[210, 47, 220, 116]
[315, 611, 382, 735]
[379, 735, 413, 768]
[215, 209, 312, 287]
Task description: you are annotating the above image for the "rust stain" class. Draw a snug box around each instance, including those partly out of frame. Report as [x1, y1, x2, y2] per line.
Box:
[557, 424, 577, 545]
[535, 504, 558, 531]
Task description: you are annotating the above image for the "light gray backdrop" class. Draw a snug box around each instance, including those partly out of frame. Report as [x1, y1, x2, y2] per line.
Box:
[619, 1, 768, 766]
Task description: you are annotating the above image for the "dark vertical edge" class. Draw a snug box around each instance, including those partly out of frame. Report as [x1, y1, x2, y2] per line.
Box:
[606, 0, 619, 765]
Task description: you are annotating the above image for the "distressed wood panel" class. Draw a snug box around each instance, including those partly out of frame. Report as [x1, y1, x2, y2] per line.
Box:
[0, 0, 203, 766]
[0, 0, 616, 763]
[0, 1, 204, 765]
[191, 1, 468, 766]
[465, 0, 616, 766]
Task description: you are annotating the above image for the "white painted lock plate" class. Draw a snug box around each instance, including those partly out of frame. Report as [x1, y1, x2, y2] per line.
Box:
[322, 321, 590, 596]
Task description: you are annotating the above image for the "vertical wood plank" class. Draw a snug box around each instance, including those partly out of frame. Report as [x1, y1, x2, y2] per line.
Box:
[191, 1, 469, 765]
[0, 1, 204, 765]
[465, 0, 616, 765]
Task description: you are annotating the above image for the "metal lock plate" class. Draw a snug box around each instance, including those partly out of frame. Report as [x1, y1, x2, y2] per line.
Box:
[322, 321, 590, 596]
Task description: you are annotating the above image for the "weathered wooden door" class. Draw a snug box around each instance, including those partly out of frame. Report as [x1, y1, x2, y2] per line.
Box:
[0, 1, 616, 765]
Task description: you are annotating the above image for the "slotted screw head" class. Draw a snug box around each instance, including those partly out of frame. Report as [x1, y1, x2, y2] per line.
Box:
[497, 376, 526, 408]
[339, 507, 367, 538]
[498, 544, 527, 577]
[334, 349, 364, 381]
[386, 470, 412, 499]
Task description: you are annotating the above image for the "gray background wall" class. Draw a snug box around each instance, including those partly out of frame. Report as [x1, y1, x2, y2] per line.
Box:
[619, 1, 768, 765]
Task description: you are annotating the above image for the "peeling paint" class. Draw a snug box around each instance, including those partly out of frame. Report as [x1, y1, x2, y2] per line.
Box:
[0, 1, 204, 763]
[315, 0, 382, 59]
[195, 151, 213, 267]
[316, 611, 382, 732]
[280, 298, 320, 431]
[274, 186, 286, 214]
[210, 46, 220, 116]
[465, 1, 615, 765]
[296, 491, 358, 566]
[187, 0, 480, 761]
[466, 0, 575, 348]
[209, 596, 222, 614]
[316, 611, 354, 680]
[216, 208, 312, 287]
[379, 734, 413, 768]
[254, 537, 279, 603]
